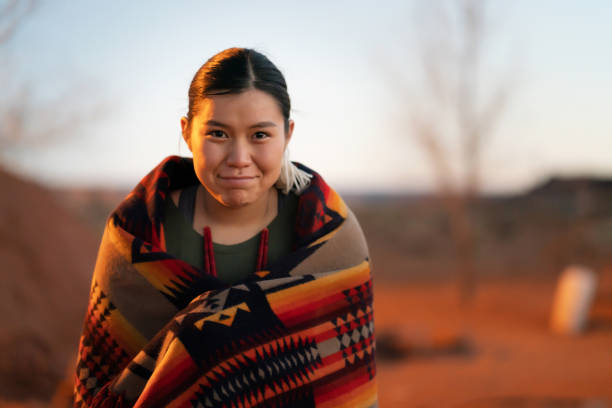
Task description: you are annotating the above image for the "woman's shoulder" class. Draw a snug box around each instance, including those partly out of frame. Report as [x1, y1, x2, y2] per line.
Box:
[292, 163, 364, 234]
[289, 168, 370, 276]
[289, 203, 369, 276]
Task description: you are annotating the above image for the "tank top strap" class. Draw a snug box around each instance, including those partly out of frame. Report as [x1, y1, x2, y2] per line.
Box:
[277, 189, 286, 212]
[177, 184, 198, 224]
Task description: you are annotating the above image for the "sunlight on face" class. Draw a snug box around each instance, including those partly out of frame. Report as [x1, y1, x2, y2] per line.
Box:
[182, 88, 293, 208]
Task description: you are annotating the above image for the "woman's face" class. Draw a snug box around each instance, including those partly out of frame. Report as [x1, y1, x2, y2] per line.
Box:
[181, 88, 293, 208]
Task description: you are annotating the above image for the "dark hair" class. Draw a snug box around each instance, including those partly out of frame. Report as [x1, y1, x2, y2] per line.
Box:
[185, 47, 291, 132]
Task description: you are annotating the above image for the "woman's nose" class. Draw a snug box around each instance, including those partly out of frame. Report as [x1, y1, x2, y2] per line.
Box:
[226, 139, 251, 168]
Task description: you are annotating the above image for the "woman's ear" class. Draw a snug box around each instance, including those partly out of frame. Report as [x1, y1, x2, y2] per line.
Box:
[285, 119, 294, 148]
[180, 116, 192, 151]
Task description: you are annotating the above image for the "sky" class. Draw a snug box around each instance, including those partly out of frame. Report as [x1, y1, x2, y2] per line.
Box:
[2, 0, 611, 194]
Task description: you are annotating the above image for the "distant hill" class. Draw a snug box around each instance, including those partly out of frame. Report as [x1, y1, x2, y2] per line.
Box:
[527, 176, 612, 196]
[524, 176, 612, 219]
[0, 167, 99, 402]
[47, 175, 612, 284]
[347, 176, 612, 281]
[51, 187, 129, 234]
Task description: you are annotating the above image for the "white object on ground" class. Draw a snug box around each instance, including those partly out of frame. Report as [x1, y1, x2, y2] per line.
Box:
[550, 265, 598, 335]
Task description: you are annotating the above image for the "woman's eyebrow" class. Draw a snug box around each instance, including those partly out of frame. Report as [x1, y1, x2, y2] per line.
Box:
[205, 119, 229, 128]
[249, 121, 277, 129]
[205, 120, 277, 129]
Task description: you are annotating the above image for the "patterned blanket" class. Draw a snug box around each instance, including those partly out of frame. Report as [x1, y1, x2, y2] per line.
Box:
[73, 156, 377, 407]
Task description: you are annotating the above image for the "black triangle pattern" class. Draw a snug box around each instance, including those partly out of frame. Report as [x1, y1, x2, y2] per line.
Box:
[160, 269, 226, 310]
[329, 297, 376, 374]
[366, 359, 376, 381]
[130, 237, 174, 264]
[341, 280, 373, 307]
[191, 336, 321, 407]
[344, 348, 374, 368]
[74, 281, 131, 406]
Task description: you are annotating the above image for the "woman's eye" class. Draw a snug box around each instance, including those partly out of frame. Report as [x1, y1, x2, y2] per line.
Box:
[253, 132, 269, 140]
[208, 130, 227, 139]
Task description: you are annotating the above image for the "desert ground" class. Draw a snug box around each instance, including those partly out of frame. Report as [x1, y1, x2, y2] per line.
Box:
[374, 276, 612, 407]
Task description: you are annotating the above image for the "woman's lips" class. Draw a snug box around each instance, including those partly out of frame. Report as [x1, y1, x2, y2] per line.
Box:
[219, 175, 257, 180]
[217, 175, 257, 186]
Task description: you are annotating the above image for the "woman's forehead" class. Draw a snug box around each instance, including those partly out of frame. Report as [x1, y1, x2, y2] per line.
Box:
[197, 89, 283, 122]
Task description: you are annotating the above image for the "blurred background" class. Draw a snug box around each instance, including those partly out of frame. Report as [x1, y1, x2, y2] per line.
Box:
[1, 0, 612, 406]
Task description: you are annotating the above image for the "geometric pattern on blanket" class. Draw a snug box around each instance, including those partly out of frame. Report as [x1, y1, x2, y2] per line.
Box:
[121, 264, 375, 407]
[74, 281, 133, 400]
[73, 156, 377, 408]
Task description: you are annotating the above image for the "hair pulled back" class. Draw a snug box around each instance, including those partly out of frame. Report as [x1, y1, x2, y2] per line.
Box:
[184, 47, 311, 194]
[185, 48, 290, 132]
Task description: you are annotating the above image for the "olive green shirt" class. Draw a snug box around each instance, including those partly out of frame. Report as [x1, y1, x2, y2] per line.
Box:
[162, 186, 298, 285]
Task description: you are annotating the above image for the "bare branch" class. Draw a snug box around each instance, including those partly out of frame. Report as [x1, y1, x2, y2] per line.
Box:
[0, 85, 30, 150]
[477, 81, 511, 143]
[456, 0, 487, 196]
[0, 83, 110, 156]
[0, 0, 108, 174]
[391, 0, 519, 303]
[411, 113, 456, 197]
[0, 0, 36, 45]
[416, 1, 454, 109]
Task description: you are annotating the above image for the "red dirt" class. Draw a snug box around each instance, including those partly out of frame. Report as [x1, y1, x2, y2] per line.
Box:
[374, 274, 612, 407]
[0, 168, 98, 401]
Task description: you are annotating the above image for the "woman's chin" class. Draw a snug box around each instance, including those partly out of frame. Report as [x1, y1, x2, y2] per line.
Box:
[219, 190, 255, 208]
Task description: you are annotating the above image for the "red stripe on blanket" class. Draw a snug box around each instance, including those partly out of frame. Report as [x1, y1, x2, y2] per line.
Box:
[314, 362, 376, 407]
[135, 340, 199, 407]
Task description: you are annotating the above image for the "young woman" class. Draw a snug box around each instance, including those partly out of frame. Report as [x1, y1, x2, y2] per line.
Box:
[73, 48, 377, 408]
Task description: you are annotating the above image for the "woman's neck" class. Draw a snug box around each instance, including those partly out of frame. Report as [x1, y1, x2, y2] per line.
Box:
[194, 185, 278, 245]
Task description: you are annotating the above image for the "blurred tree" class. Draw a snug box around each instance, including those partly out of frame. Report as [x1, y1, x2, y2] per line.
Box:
[0, 0, 106, 168]
[0, 0, 35, 43]
[0, 0, 36, 154]
[407, 0, 516, 303]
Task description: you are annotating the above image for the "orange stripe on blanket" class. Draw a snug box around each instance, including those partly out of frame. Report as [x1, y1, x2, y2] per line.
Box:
[274, 292, 347, 327]
[317, 376, 378, 408]
[134, 338, 199, 407]
[106, 308, 148, 356]
[108, 221, 202, 298]
[108, 221, 135, 257]
[325, 190, 348, 218]
[279, 292, 374, 333]
[315, 362, 377, 407]
[267, 260, 370, 314]
[313, 340, 375, 383]
[87, 282, 146, 356]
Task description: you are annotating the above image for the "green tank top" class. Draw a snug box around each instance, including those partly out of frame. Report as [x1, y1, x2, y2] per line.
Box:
[162, 185, 298, 285]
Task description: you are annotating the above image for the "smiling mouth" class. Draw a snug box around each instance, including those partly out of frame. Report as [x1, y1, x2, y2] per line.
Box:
[218, 175, 257, 180]
[217, 175, 258, 186]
